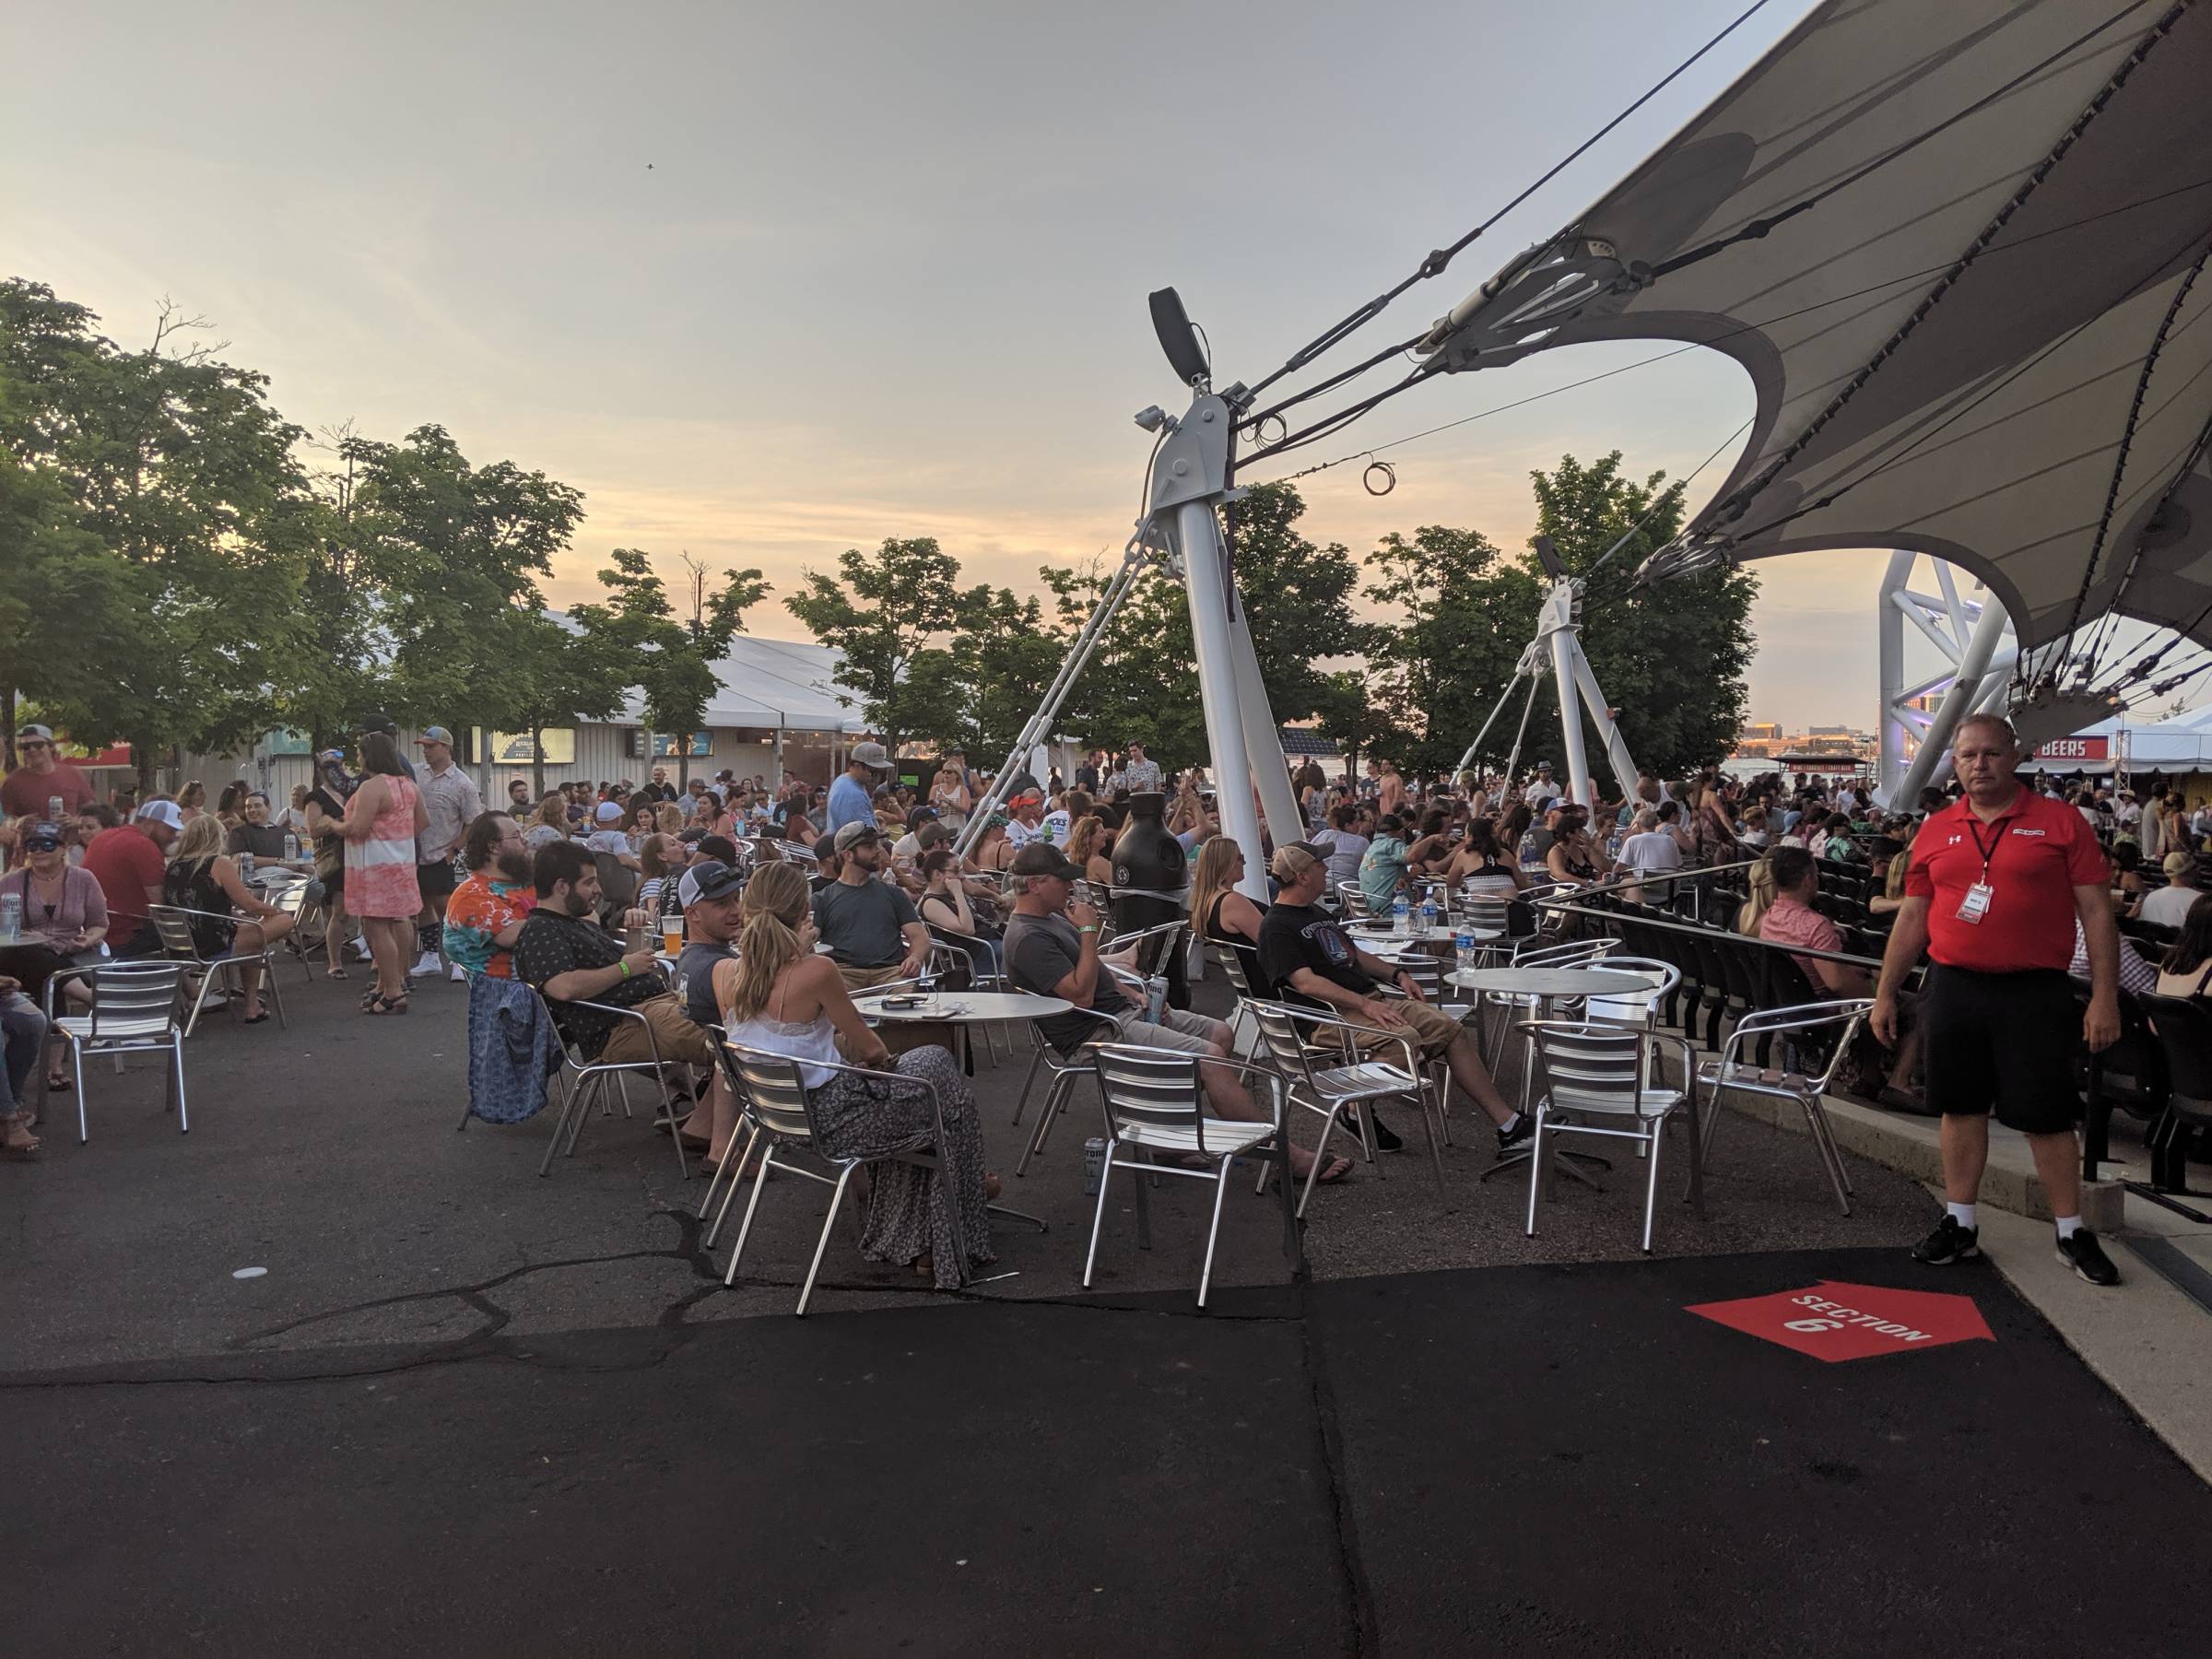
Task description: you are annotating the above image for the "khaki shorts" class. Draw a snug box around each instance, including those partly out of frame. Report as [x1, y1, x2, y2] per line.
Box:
[1115, 1006, 1226, 1056]
[598, 993, 718, 1068]
[1347, 997, 1464, 1064]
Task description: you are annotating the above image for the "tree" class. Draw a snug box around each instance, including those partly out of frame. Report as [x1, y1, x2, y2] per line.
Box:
[1363, 523, 1544, 778]
[944, 584, 1064, 766]
[783, 536, 968, 752]
[345, 424, 585, 750]
[668, 552, 770, 784]
[0, 285, 310, 788]
[1531, 452, 1758, 780]
[497, 605, 628, 795]
[1223, 483, 1376, 721]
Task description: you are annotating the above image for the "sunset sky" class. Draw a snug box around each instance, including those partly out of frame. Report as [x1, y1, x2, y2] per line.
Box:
[6, 0, 1968, 732]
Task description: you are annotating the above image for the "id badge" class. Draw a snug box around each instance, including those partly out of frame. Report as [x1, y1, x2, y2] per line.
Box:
[1955, 881, 1993, 924]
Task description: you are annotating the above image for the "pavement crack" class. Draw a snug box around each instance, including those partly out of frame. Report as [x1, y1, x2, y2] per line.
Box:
[1294, 1270, 1378, 1657]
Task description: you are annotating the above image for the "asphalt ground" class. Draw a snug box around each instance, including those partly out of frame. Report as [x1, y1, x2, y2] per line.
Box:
[8, 963, 2206, 1653]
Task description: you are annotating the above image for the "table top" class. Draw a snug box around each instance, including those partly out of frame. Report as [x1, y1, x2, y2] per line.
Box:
[1445, 966, 1656, 998]
[1347, 924, 1462, 944]
[853, 990, 1071, 1023]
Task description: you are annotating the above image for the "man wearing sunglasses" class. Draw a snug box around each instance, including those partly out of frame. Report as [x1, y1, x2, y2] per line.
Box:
[3, 724, 96, 820]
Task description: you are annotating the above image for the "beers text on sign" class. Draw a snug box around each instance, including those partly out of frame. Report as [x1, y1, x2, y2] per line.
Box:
[1685, 1280, 1994, 1363]
[2033, 735, 2110, 761]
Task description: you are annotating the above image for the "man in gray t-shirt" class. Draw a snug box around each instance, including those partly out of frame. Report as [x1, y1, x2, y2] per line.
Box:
[1005, 906, 1132, 1052]
[813, 823, 930, 984]
[670, 860, 746, 1028]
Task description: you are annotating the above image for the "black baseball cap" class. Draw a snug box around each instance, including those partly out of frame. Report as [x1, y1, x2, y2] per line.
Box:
[676, 860, 744, 906]
[1009, 842, 1081, 879]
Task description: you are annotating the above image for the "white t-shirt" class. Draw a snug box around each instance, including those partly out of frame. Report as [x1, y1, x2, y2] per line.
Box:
[1524, 780, 1559, 809]
[2140, 882, 2200, 928]
[1618, 831, 1682, 875]
[585, 829, 631, 856]
[1041, 809, 1071, 843]
[1006, 818, 1042, 849]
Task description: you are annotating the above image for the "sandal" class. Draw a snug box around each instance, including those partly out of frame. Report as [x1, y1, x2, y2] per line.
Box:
[366, 993, 409, 1016]
[325, 967, 349, 981]
[46, 1072, 70, 1093]
[241, 1011, 271, 1026]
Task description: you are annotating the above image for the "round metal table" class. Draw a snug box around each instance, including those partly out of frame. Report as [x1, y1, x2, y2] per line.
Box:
[852, 990, 1071, 1024]
[1445, 967, 1655, 1000]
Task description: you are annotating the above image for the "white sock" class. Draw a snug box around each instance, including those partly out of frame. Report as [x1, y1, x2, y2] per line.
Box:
[1946, 1201, 1977, 1230]
[1500, 1112, 1524, 1135]
[2054, 1214, 2081, 1240]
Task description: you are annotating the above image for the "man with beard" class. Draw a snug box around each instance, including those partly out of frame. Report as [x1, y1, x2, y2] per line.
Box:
[443, 812, 537, 980]
[513, 841, 719, 1145]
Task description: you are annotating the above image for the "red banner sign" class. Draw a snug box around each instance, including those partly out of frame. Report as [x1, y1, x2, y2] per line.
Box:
[1686, 1279, 1994, 1363]
[2034, 735, 2110, 761]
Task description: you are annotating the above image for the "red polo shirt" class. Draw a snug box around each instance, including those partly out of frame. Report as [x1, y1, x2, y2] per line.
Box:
[1905, 788, 2107, 971]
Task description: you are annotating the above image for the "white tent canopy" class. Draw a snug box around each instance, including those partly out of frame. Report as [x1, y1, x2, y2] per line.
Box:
[616, 634, 867, 735]
[1418, 0, 2212, 665]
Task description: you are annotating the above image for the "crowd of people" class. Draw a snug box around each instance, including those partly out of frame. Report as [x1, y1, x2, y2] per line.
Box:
[2, 712, 2192, 1290]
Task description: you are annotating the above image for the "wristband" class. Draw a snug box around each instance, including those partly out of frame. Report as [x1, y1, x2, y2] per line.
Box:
[619, 959, 632, 978]
[1077, 925, 1099, 935]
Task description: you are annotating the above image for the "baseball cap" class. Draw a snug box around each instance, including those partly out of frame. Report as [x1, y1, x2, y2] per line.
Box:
[832, 820, 880, 853]
[317, 748, 346, 764]
[20, 820, 65, 853]
[676, 860, 744, 907]
[358, 712, 398, 735]
[1271, 842, 1324, 883]
[416, 724, 455, 747]
[2164, 851, 2194, 877]
[909, 806, 939, 822]
[136, 800, 185, 830]
[850, 740, 889, 770]
[1009, 842, 1081, 879]
[594, 801, 625, 824]
[16, 722, 54, 744]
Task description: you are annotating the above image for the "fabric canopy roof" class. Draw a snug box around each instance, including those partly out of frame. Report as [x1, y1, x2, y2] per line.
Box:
[1417, 0, 2212, 660]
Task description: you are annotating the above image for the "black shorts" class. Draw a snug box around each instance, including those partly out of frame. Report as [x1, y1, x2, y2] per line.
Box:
[417, 860, 456, 904]
[1921, 965, 2082, 1135]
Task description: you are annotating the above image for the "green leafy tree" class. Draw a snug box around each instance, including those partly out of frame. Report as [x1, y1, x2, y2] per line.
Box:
[945, 584, 1064, 764]
[0, 286, 310, 787]
[1532, 452, 1758, 779]
[497, 604, 629, 795]
[783, 536, 967, 752]
[345, 424, 585, 748]
[1363, 523, 1544, 777]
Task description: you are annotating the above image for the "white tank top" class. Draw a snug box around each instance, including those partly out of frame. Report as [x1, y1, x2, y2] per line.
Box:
[724, 1011, 839, 1089]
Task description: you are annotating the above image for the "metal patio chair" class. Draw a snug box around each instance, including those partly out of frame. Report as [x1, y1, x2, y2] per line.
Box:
[1697, 998, 1873, 1217]
[1519, 1018, 1699, 1252]
[714, 1041, 971, 1315]
[1085, 1044, 1292, 1307]
[47, 961, 189, 1142]
[534, 990, 693, 1180]
[146, 903, 288, 1037]
[1244, 997, 1445, 1218]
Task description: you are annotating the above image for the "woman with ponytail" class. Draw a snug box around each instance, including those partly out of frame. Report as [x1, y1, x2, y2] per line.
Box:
[712, 863, 996, 1288]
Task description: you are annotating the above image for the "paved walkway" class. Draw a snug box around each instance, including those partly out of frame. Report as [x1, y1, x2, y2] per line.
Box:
[6, 970, 2208, 1654]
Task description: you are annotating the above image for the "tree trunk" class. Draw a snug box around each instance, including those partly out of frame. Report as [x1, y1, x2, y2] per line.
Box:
[2, 683, 15, 773]
[531, 722, 547, 796]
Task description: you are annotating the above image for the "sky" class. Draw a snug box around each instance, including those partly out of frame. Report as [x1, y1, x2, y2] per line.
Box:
[6, 0, 1958, 733]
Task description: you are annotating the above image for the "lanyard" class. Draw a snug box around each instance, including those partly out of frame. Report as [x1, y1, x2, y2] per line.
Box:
[1962, 811, 2018, 883]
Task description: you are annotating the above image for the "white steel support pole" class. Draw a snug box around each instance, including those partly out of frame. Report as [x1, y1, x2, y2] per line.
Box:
[1892, 591, 2010, 806]
[1453, 666, 1529, 780]
[1149, 388, 1265, 900]
[1877, 549, 1912, 801]
[1175, 502, 1265, 900]
[1225, 599, 1304, 850]
[1536, 581, 1594, 809]
[1565, 634, 1639, 801]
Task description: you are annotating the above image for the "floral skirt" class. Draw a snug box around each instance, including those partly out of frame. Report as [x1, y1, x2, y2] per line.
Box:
[799, 1044, 994, 1289]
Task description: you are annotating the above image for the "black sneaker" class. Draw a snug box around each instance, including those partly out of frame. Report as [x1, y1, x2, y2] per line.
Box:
[2056, 1228, 2121, 1286]
[1497, 1113, 1535, 1152]
[1911, 1215, 1981, 1265]
[1352, 1110, 1403, 1153]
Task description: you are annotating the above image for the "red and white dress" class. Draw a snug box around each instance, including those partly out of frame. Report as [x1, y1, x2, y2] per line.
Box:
[345, 776, 423, 920]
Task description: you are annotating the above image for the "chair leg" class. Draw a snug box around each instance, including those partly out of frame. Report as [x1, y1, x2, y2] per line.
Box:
[74, 1040, 88, 1143]
[705, 1126, 763, 1248]
[1524, 1111, 1547, 1237]
[795, 1166, 857, 1316]
[1297, 1107, 1348, 1219]
[1129, 1148, 1152, 1251]
[1081, 1142, 1118, 1288]
[1008, 1046, 1046, 1126]
[1015, 1070, 1076, 1177]
[724, 1146, 780, 1286]
[171, 1037, 189, 1134]
[536, 1074, 576, 1177]
[1417, 1087, 1447, 1194]
[265, 953, 288, 1030]
[1802, 1098, 1853, 1215]
[1197, 1158, 1234, 1308]
[1641, 1114, 1666, 1253]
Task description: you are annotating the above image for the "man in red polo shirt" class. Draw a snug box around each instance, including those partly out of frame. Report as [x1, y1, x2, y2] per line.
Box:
[1872, 713, 2121, 1285]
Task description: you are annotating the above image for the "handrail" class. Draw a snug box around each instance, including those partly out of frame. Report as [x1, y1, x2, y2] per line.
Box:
[1536, 897, 1898, 974]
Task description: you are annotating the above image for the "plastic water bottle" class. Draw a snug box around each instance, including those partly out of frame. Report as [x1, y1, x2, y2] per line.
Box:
[284, 831, 300, 864]
[238, 852, 255, 885]
[1454, 924, 1477, 972]
[1606, 830, 1624, 862]
[1419, 894, 1440, 935]
[1518, 830, 1538, 867]
[1392, 894, 1411, 935]
[0, 892, 18, 942]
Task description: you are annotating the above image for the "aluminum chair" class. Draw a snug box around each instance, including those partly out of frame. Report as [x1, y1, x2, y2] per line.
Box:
[1085, 1044, 1292, 1307]
[1518, 1018, 1699, 1252]
[534, 990, 693, 1180]
[715, 1041, 971, 1315]
[1011, 1003, 1124, 1176]
[146, 903, 289, 1037]
[1581, 956, 1682, 1027]
[1244, 998, 1446, 1217]
[47, 961, 189, 1142]
[1696, 998, 1871, 1216]
[266, 877, 319, 983]
[1335, 881, 1372, 920]
[1477, 935, 1618, 1073]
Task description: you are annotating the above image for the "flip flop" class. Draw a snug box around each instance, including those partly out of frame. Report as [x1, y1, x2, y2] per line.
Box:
[1308, 1155, 1355, 1186]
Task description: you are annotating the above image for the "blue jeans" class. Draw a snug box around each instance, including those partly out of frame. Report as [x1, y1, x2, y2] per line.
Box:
[1, 993, 48, 1118]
